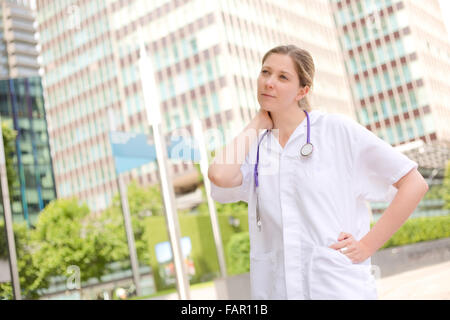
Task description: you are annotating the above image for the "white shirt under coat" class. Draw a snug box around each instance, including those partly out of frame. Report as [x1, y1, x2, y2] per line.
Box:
[210, 110, 418, 300]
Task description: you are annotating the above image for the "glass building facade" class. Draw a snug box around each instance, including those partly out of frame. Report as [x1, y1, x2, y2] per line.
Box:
[330, 0, 450, 147]
[0, 77, 56, 226]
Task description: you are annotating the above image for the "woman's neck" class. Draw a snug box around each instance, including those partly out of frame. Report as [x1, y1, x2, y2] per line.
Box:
[270, 107, 307, 143]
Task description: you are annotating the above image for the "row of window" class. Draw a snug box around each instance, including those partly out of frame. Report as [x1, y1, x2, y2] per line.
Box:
[164, 91, 221, 131]
[335, 0, 401, 26]
[357, 88, 426, 125]
[346, 37, 411, 74]
[45, 41, 112, 88]
[372, 113, 434, 144]
[354, 61, 420, 100]
[157, 58, 219, 101]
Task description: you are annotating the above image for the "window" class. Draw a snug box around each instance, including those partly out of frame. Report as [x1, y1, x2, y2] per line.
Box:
[390, 97, 398, 115]
[386, 126, 395, 144]
[402, 64, 411, 82]
[374, 74, 382, 93]
[190, 38, 198, 54]
[381, 100, 388, 118]
[399, 93, 408, 112]
[407, 91, 416, 108]
[396, 124, 404, 141]
[383, 71, 391, 89]
[393, 69, 401, 86]
[415, 118, 424, 136]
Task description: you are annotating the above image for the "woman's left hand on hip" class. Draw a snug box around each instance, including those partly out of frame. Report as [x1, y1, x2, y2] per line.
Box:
[328, 232, 371, 264]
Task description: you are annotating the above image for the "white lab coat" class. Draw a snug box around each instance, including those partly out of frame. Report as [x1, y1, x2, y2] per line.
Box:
[210, 110, 418, 300]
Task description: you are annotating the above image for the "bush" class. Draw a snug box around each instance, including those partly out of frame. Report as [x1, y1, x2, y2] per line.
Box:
[380, 215, 450, 249]
[226, 232, 250, 275]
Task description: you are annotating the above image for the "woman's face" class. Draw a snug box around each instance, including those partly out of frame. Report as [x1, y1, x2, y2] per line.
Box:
[257, 53, 303, 112]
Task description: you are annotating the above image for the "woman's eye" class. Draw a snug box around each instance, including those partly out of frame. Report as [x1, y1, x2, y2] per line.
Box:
[261, 70, 268, 74]
[280, 75, 287, 80]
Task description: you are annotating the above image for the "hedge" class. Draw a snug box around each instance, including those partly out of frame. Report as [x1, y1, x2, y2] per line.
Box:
[226, 215, 450, 275]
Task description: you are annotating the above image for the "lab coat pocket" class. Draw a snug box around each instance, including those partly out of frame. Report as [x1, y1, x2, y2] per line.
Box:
[308, 246, 375, 300]
[250, 251, 275, 300]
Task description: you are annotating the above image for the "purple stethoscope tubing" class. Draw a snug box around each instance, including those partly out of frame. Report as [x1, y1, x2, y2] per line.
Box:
[254, 109, 311, 187]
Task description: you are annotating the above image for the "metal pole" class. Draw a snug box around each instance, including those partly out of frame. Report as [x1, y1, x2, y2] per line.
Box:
[0, 119, 22, 300]
[108, 110, 142, 297]
[117, 173, 142, 297]
[139, 41, 191, 300]
[192, 118, 227, 278]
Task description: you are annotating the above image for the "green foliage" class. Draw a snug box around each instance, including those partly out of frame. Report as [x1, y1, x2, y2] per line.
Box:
[443, 161, 450, 210]
[103, 180, 165, 265]
[196, 198, 248, 216]
[0, 221, 44, 299]
[226, 232, 250, 275]
[30, 198, 110, 288]
[1, 121, 18, 196]
[424, 161, 450, 203]
[380, 215, 450, 249]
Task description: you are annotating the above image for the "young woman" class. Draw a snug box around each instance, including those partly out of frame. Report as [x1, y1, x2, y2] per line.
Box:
[207, 45, 429, 300]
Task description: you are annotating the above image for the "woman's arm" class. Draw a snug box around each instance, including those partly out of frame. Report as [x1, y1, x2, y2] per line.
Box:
[208, 110, 273, 188]
[359, 168, 429, 255]
[330, 168, 429, 263]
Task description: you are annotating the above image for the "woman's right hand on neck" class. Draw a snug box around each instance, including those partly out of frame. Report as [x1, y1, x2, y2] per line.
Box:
[253, 109, 274, 130]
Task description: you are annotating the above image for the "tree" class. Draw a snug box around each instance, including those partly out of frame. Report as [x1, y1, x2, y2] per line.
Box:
[1, 121, 18, 199]
[29, 198, 111, 293]
[0, 221, 43, 299]
[98, 180, 165, 265]
[443, 161, 450, 210]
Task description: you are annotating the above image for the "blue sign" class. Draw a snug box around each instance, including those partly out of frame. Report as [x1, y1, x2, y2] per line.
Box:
[109, 131, 201, 174]
[110, 132, 156, 174]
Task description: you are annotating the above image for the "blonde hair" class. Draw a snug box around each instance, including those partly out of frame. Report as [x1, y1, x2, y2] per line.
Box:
[261, 45, 315, 112]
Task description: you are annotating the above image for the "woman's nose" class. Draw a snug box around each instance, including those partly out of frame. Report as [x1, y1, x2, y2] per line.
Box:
[265, 78, 274, 89]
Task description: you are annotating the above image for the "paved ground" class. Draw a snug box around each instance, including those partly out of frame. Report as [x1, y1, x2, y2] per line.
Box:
[376, 260, 450, 300]
[149, 260, 450, 300]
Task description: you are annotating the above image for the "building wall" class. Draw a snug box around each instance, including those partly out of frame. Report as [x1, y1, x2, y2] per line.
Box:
[330, 0, 450, 147]
[0, 77, 56, 226]
[0, 0, 39, 79]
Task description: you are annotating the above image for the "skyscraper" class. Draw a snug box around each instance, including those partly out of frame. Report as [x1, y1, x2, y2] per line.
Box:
[0, 77, 56, 226]
[330, 0, 450, 148]
[35, 0, 354, 212]
[0, 0, 39, 79]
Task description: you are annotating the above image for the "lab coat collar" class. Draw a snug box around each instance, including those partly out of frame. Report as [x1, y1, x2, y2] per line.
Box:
[267, 109, 324, 154]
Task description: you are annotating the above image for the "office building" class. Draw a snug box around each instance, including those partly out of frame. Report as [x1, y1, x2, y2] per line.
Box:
[0, 0, 39, 79]
[0, 77, 56, 226]
[330, 0, 450, 176]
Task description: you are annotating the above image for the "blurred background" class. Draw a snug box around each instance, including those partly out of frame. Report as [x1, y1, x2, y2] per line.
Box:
[0, 0, 449, 300]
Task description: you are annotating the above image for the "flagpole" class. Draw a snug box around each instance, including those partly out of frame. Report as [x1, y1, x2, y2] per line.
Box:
[0, 119, 21, 299]
[108, 110, 142, 297]
[138, 40, 191, 300]
[192, 118, 227, 278]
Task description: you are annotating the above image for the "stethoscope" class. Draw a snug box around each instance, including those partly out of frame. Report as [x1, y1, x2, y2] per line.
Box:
[254, 109, 313, 231]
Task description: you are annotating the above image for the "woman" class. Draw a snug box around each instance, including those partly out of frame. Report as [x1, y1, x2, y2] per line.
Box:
[207, 45, 429, 300]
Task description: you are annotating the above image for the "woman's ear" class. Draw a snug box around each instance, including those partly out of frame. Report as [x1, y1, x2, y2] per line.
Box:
[296, 86, 310, 101]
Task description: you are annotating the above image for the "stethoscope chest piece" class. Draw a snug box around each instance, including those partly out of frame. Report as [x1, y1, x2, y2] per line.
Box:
[300, 142, 313, 157]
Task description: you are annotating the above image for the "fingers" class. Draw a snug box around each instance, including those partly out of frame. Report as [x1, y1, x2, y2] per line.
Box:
[328, 237, 352, 250]
[338, 232, 351, 241]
